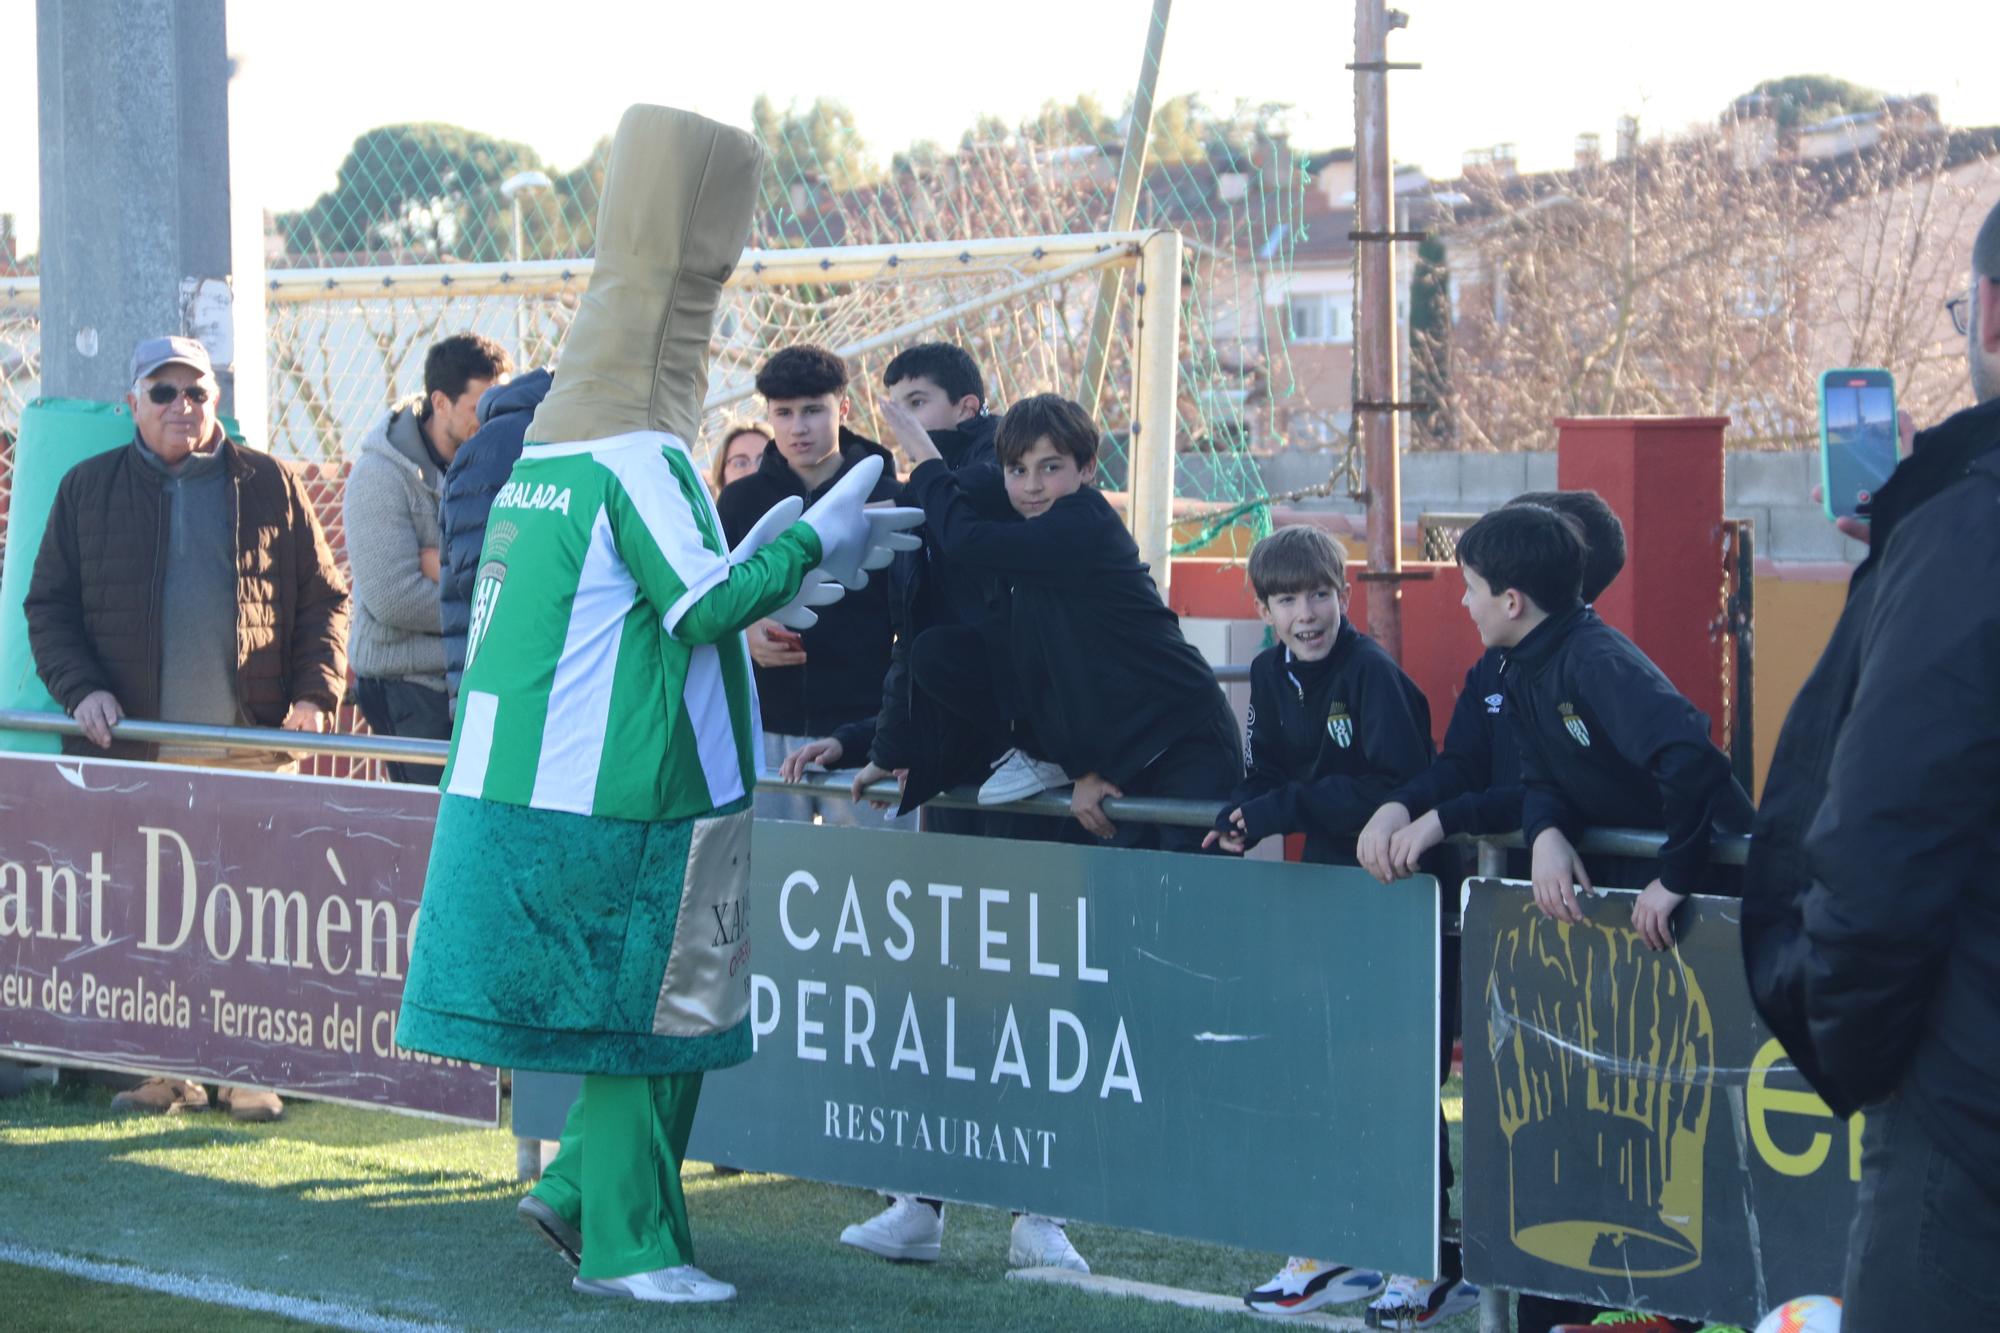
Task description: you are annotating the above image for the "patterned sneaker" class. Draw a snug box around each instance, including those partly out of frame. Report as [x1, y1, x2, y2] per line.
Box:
[1007, 1214, 1089, 1272]
[517, 1194, 581, 1269]
[1245, 1257, 1387, 1313]
[978, 748, 1072, 805]
[1365, 1273, 1480, 1328]
[840, 1196, 943, 1262]
[572, 1265, 734, 1303]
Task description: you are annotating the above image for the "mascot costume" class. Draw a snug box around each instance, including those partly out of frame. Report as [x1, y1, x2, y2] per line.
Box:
[396, 105, 921, 1304]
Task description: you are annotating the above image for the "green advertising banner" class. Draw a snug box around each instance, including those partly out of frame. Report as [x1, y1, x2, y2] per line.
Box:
[520, 821, 1445, 1275]
[1460, 878, 1858, 1326]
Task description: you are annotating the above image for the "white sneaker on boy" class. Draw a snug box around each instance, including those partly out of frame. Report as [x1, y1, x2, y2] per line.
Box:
[1007, 1213, 1089, 1272]
[1245, 1256, 1388, 1313]
[1364, 1273, 1479, 1327]
[978, 748, 1072, 805]
[839, 1195, 944, 1262]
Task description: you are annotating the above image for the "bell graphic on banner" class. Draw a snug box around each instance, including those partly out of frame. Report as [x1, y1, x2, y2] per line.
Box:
[1485, 903, 1715, 1276]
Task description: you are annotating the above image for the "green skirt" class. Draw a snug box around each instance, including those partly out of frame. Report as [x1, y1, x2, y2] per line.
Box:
[396, 794, 754, 1076]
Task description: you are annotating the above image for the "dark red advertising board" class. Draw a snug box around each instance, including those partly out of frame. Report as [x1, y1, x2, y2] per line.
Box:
[0, 754, 497, 1122]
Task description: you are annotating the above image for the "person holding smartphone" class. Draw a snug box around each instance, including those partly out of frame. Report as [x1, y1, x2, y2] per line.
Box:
[1745, 198, 2000, 1328]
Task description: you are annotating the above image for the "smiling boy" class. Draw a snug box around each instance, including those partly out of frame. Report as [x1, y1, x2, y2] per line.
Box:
[1199, 525, 1473, 1323]
[885, 392, 1240, 851]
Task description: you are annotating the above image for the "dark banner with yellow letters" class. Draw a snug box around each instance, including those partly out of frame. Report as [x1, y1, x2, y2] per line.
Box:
[0, 754, 499, 1122]
[1460, 878, 1858, 1326]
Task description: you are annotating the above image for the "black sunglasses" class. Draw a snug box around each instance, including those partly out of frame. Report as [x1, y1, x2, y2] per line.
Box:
[146, 383, 212, 406]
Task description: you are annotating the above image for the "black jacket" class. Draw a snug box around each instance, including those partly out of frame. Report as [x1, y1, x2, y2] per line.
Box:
[1227, 620, 1436, 865]
[717, 428, 899, 737]
[439, 369, 553, 703]
[901, 460, 1230, 787]
[1505, 605, 1752, 896]
[1387, 647, 1525, 838]
[828, 413, 1004, 770]
[1744, 400, 2000, 1183]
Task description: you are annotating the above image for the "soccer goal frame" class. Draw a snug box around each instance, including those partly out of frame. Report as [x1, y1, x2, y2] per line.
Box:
[256, 229, 1186, 581]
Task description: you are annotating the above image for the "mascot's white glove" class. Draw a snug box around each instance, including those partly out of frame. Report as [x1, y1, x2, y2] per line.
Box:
[724, 494, 845, 631]
[800, 455, 925, 590]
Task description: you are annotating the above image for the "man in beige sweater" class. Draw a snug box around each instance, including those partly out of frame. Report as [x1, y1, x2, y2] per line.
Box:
[343, 333, 511, 783]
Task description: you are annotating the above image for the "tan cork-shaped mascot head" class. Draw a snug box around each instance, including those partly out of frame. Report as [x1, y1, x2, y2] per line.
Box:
[528, 105, 765, 447]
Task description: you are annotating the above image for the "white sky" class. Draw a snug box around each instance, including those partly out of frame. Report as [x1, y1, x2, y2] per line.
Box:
[2, 0, 1993, 256]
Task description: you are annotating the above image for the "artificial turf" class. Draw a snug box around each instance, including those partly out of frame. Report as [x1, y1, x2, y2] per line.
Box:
[0, 1078, 1476, 1331]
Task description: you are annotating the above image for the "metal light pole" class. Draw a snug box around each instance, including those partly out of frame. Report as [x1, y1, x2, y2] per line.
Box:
[500, 170, 552, 365]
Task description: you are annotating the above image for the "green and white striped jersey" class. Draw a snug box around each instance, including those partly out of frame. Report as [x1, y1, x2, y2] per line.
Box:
[444, 430, 818, 823]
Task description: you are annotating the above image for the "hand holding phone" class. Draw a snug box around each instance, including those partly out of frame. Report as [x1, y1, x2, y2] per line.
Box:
[1818, 369, 1899, 522]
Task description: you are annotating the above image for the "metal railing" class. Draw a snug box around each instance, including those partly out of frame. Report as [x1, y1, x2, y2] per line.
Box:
[0, 708, 1751, 862]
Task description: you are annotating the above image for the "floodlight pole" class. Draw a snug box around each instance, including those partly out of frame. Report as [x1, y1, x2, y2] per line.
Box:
[1078, 0, 1171, 423]
[36, 0, 250, 419]
[1352, 0, 1413, 663]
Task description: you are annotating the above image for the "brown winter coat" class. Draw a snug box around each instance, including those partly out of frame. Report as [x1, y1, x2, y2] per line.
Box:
[25, 435, 350, 760]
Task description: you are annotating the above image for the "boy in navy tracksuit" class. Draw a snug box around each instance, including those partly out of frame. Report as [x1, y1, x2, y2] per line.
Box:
[1354, 493, 1634, 1333]
[1205, 526, 1436, 867]
[1453, 505, 1751, 945]
[1198, 526, 1475, 1326]
[1356, 491, 1627, 884]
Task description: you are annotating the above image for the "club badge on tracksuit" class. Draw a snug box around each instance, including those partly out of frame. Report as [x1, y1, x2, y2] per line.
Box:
[1559, 701, 1591, 747]
[1327, 702, 1354, 748]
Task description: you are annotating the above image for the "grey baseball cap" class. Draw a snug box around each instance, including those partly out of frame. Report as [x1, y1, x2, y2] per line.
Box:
[130, 335, 214, 384]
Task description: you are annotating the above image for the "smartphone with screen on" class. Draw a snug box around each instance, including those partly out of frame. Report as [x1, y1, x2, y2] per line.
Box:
[1817, 368, 1899, 521]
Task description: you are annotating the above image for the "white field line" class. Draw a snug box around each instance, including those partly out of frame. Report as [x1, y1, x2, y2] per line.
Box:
[0, 1241, 458, 1333]
[1006, 1266, 1373, 1329]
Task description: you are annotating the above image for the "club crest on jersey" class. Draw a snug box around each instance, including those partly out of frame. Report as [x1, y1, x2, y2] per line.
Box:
[1327, 702, 1354, 749]
[1559, 702, 1591, 747]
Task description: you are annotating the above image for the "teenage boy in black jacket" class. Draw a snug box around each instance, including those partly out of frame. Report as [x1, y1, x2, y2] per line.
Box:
[778, 344, 1005, 830]
[716, 345, 904, 825]
[1454, 505, 1751, 948]
[884, 393, 1242, 853]
[803, 353, 1088, 1275]
[1356, 491, 1627, 885]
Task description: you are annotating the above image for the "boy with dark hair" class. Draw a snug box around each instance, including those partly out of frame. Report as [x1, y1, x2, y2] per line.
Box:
[883, 392, 1242, 852]
[1204, 525, 1473, 1325]
[1204, 525, 1435, 864]
[1452, 504, 1751, 945]
[1357, 491, 1626, 882]
[777, 341, 999, 806]
[717, 345, 905, 826]
[1351, 491, 1626, 1333]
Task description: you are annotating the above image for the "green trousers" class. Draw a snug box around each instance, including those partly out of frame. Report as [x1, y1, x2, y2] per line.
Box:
[529, 1072, 704, 1280]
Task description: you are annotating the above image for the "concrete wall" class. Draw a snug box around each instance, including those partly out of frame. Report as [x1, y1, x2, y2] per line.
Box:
[1194, 447, 1866, 565]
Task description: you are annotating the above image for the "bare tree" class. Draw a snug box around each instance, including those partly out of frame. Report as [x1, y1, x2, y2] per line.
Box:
[1439, 123, 1999, 451]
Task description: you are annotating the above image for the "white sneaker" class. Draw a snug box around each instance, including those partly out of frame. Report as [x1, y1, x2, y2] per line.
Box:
[1364, 1273, 1479, 1328]
[572, 1265, 735, 1303]
[1245, 1257, 1387, 1313]
[840, 1196, 943, 1262]
[978, 748, 1072, 805]
[1007, 1214, 1089, 1272]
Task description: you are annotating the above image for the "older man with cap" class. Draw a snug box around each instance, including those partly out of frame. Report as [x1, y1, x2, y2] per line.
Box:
[24, 334, 350, 1121]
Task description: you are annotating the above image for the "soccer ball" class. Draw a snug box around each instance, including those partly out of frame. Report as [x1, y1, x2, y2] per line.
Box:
[1753, 1294, 1841, 1333]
